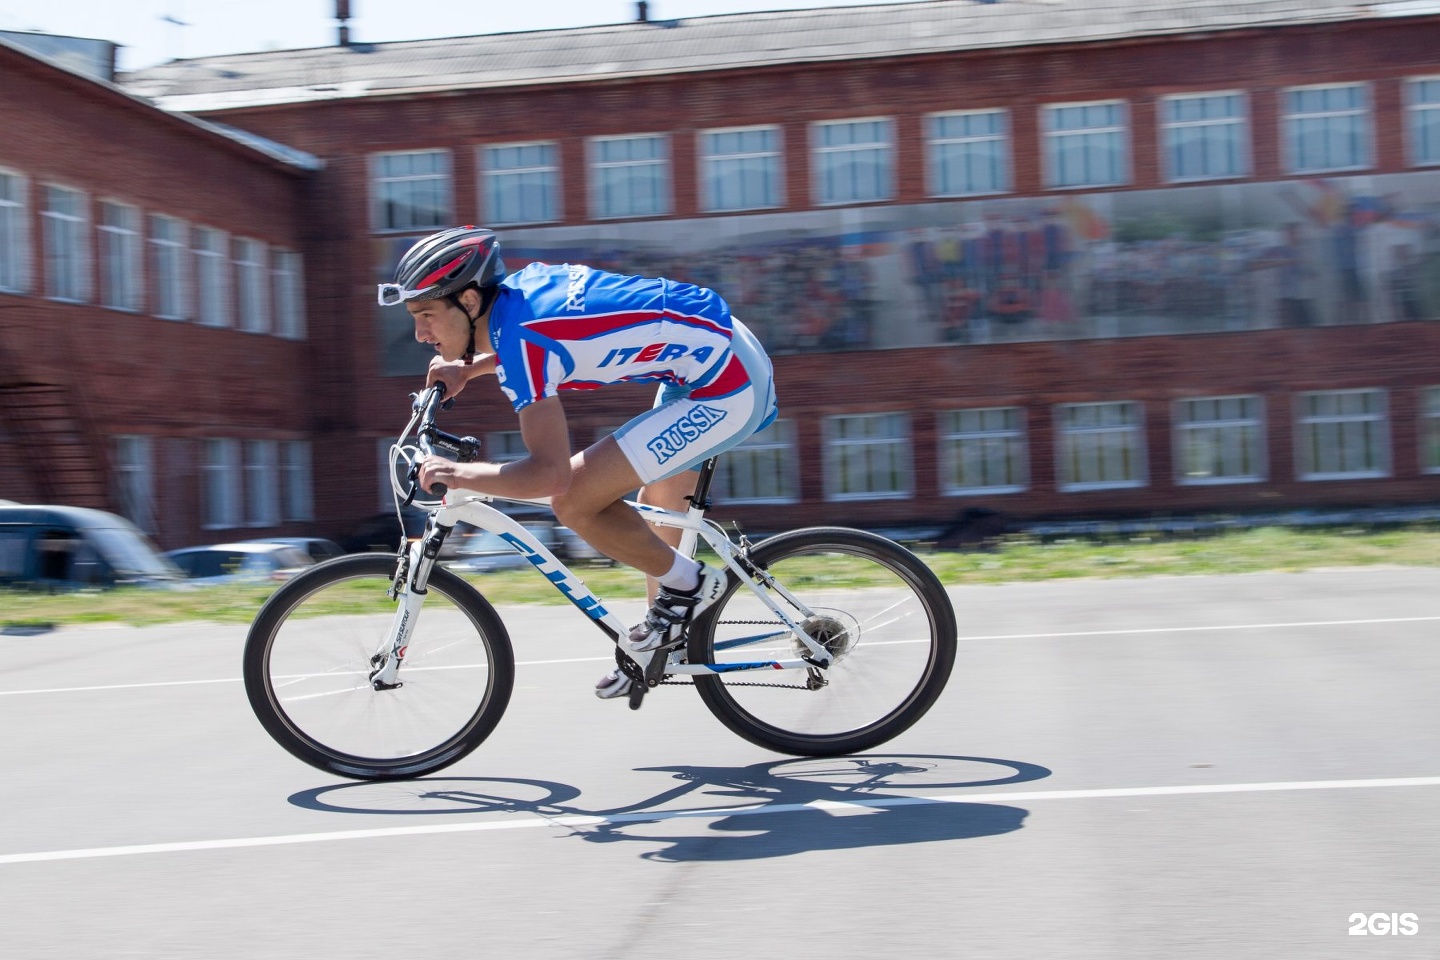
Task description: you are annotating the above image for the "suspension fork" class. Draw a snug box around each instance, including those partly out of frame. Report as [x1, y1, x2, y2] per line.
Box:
[370, 515, 453, 690]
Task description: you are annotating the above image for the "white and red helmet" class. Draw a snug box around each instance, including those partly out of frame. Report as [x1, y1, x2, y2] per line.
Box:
[378, 226, 506, 306]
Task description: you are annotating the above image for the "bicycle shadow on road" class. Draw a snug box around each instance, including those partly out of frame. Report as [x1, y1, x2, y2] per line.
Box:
[289, 754, 1049, 862]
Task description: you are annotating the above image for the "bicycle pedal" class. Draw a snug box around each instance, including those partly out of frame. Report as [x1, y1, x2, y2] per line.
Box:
[627, 680, 647, 710]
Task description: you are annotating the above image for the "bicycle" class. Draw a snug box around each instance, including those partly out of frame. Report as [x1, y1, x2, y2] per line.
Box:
[242, 385, 957, 781]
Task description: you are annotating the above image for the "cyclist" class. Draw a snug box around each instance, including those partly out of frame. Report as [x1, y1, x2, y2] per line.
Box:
[379, 226, 778, 700]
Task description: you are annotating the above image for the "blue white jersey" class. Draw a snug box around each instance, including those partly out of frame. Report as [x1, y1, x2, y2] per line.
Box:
[487, 263, 742, 413]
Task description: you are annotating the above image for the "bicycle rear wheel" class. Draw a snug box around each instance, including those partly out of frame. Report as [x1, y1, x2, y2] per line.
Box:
[689, 527, 956, 756]
[243, 554, 514, 780]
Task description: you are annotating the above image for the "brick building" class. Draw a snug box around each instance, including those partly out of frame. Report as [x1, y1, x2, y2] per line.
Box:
[5, 0, 1440, 547]
[0, 34, 320, 548]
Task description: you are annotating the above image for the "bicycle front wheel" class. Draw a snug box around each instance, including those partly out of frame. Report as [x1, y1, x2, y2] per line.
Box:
[689, 527, 956, 756]
[243, 554, 514, 780]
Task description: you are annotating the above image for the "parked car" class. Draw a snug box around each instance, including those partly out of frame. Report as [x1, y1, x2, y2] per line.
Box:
[444, 530, 532, 574]
[163, 542, 315, 585]
[241, 537, 347, 564]
[0, 504, 182, 589]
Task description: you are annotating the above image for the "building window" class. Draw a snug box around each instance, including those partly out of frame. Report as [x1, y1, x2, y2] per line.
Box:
[371, 149, 451, 232]
[1422, 387, 1440, 474]
[1161, 92, 1248, 182]
[939, 407, 1027, 494]
[813, 118, 894, 204]
[150, 214, 189, 320]
[193, 226, 231, 328]
[97, 200, 142, 312]
[481, 142, 560, 225]
[0, 170, 28, 294]
[1043, 101, 1128, 189]
[590, 134, 670, 219]
[1283, 83, 1370, 174]
[487, 430, 528, 463]
[700, 126, 783, 212]
[1057, 401, 1145, 490]
[272, 249, 305, 339]
[713, 420, 799, 503]
[280, 440, 313, 521]
[42, 184, 89, 302]
[1296, 389, 1389, 479]
[825, 413, 911, 500]
[244, 439, 279, 528]
[114, 435, 156, 535]
[1174, 395, 1265, 484]
[234, 237, 270, 334]
[927, 110, 1009, 197]
[202, 438, 241, 529]
[1407, 77, 1440, 166]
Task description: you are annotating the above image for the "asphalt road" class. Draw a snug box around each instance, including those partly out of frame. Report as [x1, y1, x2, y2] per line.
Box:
[2, 566, 1438, 959]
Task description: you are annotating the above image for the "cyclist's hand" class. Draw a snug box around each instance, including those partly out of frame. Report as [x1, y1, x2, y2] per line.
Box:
[427, 353, 497, 395]
[417, 455, 462, 495]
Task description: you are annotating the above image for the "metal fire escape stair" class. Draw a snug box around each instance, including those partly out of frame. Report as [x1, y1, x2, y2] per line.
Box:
[0, 383, 111, 509]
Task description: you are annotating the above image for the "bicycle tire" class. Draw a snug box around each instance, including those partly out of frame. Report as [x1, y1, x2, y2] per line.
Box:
[688, 527, 956, 756]
[243, 554, 515, 780]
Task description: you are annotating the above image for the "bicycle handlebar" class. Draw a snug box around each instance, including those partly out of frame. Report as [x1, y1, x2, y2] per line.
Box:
[399, 383, 481, 506]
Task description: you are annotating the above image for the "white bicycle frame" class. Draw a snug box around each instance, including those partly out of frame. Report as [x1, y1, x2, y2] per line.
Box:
[369, 397, 834, 690]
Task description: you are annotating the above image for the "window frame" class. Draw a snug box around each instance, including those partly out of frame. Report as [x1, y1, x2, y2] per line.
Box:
[926, 109, 1010, 198]
[272, 248, 305, 339]
[193, 225, 231, 329]
[1055, 401, 1147, 492]
[1421, 386, 1440, 475]
[712, 419, 800, 504]
[1172, 395, 1267, 486]
[1042, 100, 1130, 190]
[698, 124, 785, 213]
[280, 439, 314, 522]
[1282, 82, 1372, 175]
[588, 133, 672, 220]
[812, 117, 896, 206]
[243, 439, 280, 528]
[41, 182, 91, 303]
[97, 199, 143, 313]
[938, 406, 1029, 495]
[1406, 76, 1440, 167]
[370, 149, 453, 234]
[201, 438, 242, 530]
[233, 236, 270, 334]
[1294, 388, 1391, 480]
[479, 141, 562, 226]
[149, 213, 190, 321]
[0, 168, 29, 294]
[824, 412, 913, 502]
[1159, 91, 1250, 183]
[114, 434, 157, 535]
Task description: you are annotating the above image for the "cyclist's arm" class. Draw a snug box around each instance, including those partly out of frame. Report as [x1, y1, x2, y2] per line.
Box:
[417, 395, 572, 499]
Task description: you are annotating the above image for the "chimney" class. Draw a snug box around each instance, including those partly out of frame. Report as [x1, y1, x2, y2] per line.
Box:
[336, 0, 352, 46]
[637, 1, 649, 23]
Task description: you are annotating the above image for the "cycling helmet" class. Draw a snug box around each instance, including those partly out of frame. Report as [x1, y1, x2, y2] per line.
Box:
[377, 226, 505, 306]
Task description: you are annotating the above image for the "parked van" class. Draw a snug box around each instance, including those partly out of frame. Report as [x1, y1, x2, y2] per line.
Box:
[0, 504, 182, 589]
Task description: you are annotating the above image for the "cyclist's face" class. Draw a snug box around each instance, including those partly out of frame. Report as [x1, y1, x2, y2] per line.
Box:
[408, 298, 470, 362]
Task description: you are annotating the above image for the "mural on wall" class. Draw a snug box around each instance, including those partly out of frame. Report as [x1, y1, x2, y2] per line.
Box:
[377, 171, 1440, 376]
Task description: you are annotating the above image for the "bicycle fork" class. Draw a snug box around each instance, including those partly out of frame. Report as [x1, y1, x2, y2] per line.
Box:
[370, 518, 451, 690]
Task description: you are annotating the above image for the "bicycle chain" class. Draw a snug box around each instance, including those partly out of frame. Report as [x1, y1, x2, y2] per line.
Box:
[654, 619, 813, 689]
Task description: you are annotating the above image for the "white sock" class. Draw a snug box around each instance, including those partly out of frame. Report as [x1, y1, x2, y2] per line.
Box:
[656, 551, 701, 593]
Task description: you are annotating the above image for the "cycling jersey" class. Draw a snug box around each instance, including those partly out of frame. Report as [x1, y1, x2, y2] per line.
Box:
[485, 262, 777, 484]
[488, 262, 738, 413]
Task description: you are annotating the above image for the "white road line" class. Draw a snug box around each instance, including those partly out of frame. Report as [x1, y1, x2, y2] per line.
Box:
[3, 614, 1438, 699]
[2, 774, 1437, 866]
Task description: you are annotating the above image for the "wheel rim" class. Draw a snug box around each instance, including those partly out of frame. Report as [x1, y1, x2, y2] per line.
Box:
[261, 570, 499, 766]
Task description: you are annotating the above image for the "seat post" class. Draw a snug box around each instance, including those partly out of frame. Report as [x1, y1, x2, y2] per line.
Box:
[678, 457, 719, 559]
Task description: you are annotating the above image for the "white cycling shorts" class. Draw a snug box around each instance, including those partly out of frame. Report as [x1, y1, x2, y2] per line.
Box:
[613, 318, 778, 485]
